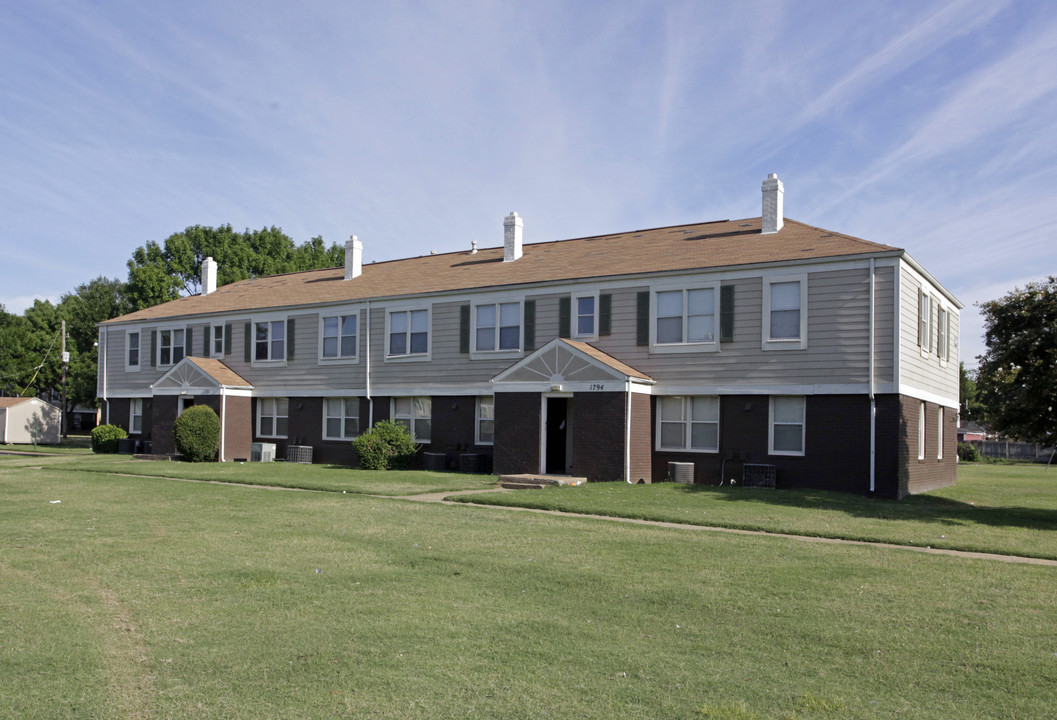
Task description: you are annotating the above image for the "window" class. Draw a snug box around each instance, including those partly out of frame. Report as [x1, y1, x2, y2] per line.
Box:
[323, 398, 359, 439]
[392, 397, 431, 442]
[159, 329, 185, 366]
[211, 325, 224, 357]
[476, 396, 494, 445]
[127, 331, 140, 369]
[129, 398, 143, 434]
[937, 407, 944, 460]
[658, 396, 719, 452]
[574, 295, 596, 338]
[388, 309, 429, 357]
[918, 402, 926, 460]
[322, 314, 357, 359]
[918, 289, 932, 352]
[770, 396, 805, 455]
[475, 302, 520, 352]
[258, 398, 289, 438]
[937, 306, 950, 362]
[255, 321, 285, 361]
[655, 288, 716, 345]
[762, 276, 807, 350]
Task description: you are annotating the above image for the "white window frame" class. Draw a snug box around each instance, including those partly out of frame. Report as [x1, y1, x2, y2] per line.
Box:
[257, 397, 289, 439]
[475, 396, 494, 446]
[211, 324, 225, 358]
[656, 395, 720, 453]
[385, 306, 431, 362]
[157, 326, 186, 367]
[649, 281, 721, 354]
[936, 305, 950, 365]
[253, 319, 286, 363]
[918, 289, 933, 357]
[918, 401, 926, 460]
[319, 310, 360, 364]
[769, 396, 806, 456]
[472, 300, 523, 357]
[125, 330, 141, 371]
[392, 397, 431, 443]
[129, 398, 143, 434]
[323, 397, 359, 440]
[937, 407, 944, 460]
[762, 275, 808, 351]
[573, 293, 598, 340]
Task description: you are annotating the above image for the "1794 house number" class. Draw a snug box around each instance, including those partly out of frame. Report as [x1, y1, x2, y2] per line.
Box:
[589, 384, 606, 391]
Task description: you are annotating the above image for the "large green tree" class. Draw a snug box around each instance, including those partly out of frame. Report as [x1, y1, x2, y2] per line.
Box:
[959, 362, 988, 425]
[976, 276, 1057, 445]
[124, 225, 345, 310]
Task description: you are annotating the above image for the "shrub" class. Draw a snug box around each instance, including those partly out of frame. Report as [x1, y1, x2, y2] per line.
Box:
[958, 441, 982, 463]
[173, 405, 221, 462]
[352, 420, 420, 470]
[90, 424, 128, 454]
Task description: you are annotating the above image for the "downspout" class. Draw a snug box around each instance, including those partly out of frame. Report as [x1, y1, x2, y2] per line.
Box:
[365, 301, 373, 428]
[102, 326, 110, 425]
[869, 258, 876, 493]
[624, 383, 633, 483]
[220, 390, 227, 462]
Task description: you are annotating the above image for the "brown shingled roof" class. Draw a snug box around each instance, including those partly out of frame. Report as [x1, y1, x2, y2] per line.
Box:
[185, 357, 252, 388]
[104, 217, 899, 324]
[561, 340, 653, 382]
[0, 397, 35, 408]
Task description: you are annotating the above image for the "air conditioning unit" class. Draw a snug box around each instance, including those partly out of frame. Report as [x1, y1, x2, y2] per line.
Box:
[251, 442, 276, 462]
[668, 461, 695, 483]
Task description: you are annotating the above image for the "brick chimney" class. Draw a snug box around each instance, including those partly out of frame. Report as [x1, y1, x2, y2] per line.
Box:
[503, 212, 523, 262]
[345, 235, 362, 280]
[761, 173, 784, 234]
[201, 256, 217, 295]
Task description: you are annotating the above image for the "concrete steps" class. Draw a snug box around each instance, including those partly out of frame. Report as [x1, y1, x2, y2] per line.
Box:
[498, 474, 587, 490]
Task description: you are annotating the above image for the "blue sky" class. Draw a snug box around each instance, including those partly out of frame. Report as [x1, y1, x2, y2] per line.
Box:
[2, 1, 1055, 366]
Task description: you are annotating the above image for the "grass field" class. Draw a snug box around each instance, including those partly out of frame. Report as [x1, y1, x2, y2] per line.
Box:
[1, 458, 1055, 718]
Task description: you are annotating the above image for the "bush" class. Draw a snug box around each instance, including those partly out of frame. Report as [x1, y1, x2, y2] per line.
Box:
[958, 441, 982, 463]
[90, 424, 128, 454]
[352, 420, 420, 470]
[173, 405, 221, 462]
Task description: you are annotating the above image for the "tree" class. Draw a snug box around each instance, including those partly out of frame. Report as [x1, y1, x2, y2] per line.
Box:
[959, 362, 987, 425]
[124, 225, 345, 310]
[58, 277, 128, 413]
[976, 277, 1057, 446]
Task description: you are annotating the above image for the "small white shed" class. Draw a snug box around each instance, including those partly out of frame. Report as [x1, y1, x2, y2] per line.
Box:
[0, 397, 61, 445]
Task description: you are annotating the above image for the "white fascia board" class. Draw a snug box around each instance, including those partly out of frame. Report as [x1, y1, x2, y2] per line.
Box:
[897, 384, 960, 409]
[649, 382, 895, 396]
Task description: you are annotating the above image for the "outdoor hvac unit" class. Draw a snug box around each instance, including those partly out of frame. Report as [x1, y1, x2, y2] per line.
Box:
[286, 445, 313, 464]
[251, 442, 276, 462]
[668, 461, 695, 483]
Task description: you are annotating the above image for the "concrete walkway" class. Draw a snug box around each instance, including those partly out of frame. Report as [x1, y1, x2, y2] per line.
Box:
[403, 488, 1057, 567]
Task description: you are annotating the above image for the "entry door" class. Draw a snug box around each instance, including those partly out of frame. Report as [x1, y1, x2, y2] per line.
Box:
[545, 397, 569, 474]
[178, 397, 195, 416]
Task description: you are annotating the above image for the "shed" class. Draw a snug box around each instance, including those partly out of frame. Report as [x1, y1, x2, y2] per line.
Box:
[0, 397, 61, 445]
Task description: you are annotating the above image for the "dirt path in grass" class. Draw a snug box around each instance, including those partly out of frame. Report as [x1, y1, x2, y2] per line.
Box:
[405, 490, 1057, 567]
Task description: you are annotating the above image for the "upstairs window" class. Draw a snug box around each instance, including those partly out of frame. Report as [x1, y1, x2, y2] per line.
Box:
[159, 329, 185, 366]
[255, 321, 285, 362]
[211, 325, 224, 357]
[475, 302, 520, 352]
[388, 309, 429, 357]
[574, 295, 596, 338]
[127, 331, 140, 368]
[918, 289, 933, 352]
[656, 288, 716, 345]
[937, 306, 950, 362]
[763, 276, 807, 350]
[322, 314, 357, 359]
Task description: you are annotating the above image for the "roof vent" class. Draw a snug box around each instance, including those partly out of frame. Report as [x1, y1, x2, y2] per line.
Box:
[345, 235, 363, 280]
[201, 256, 217, 295]
[503, 212, 523, 262]
[761, 173, 784, 234]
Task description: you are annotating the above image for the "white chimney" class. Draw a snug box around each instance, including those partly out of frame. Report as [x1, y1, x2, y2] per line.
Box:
[345, 235, 363, 280]
[761, 173, 784, 234]
[201, 256, 217, 295]
[503, 212, 523, 262]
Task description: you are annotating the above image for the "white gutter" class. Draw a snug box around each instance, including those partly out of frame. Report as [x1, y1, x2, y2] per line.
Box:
[365, 301, 373, 428]
[102, 326, 110, 425]
[869, 258, 876, 493]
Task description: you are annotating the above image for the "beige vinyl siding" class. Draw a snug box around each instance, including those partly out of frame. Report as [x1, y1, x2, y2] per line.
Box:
[898, 263, 960, 404]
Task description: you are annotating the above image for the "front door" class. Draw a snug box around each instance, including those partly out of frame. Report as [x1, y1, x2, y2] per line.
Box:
[545, 397, 569, 474]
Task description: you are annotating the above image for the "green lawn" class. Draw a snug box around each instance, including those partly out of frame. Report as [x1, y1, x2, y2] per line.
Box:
[455, 463, 1057, 560]
[1, 460, 1055, 718]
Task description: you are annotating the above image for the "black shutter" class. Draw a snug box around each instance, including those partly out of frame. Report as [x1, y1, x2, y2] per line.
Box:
[185, 328, 193, 359]
[224, 323, 232, 356]
[149, 330, 157, 366]
[459, 305, 470, 354]
[244, 322, 252, 363]
[524, 300, 536, 350]
[286, 319, 295, 360]
[720, 285, 735, 343]
[636, 291, 650, 346]
[558, 297, 571, 339]
[599, 294, 612, 336]
[202, 327, 210, 356]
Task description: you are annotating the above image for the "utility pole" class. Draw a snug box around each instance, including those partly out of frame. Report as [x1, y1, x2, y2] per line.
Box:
[61, 319, 69, 439]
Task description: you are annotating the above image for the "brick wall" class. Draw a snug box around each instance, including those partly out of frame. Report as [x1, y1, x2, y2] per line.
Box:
[223, 395, 253, 462]
[570, 392, 626, 482]
[629, 392, 653, 483]
[494, 392, 540, 475]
